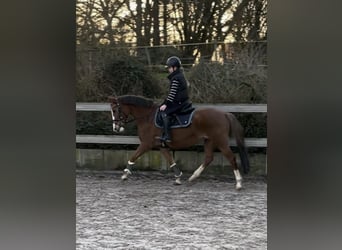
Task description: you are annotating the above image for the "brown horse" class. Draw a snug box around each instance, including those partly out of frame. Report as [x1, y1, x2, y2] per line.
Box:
[108, 95, 250, 189]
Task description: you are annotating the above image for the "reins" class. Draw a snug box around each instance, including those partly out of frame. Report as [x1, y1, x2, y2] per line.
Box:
[111, 103, 155, 124]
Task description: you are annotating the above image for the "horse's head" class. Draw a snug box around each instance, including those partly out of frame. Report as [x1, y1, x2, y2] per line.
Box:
[108, 96, 129, 133]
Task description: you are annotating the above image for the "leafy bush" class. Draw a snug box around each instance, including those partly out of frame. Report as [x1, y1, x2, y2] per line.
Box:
[97, 56, 161, 99]
[187, 49, 267, 139]
[188, 61, 266, 103]
[76, 55, 161, 136]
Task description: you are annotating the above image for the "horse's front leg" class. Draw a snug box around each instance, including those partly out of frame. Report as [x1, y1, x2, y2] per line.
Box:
[160, 148, 182, 185]
[121, 143, 150, 180]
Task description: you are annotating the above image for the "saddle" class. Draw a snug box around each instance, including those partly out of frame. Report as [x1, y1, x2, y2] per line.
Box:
[154, 104, 195, 129]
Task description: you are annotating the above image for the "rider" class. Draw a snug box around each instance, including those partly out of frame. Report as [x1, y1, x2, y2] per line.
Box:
[159, 56, 190, 143]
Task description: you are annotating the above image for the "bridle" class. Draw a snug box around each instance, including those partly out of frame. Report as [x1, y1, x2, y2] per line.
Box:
[110, 102, 154, 132]
[110, 103, 128, 133]
[111, 103, 128, 123]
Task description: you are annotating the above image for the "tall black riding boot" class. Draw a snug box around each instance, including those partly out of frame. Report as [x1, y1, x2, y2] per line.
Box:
[161, 113, 171, 143]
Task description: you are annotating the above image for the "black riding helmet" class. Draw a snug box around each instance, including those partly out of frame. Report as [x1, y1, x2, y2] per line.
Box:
[165, 56, 181, 68]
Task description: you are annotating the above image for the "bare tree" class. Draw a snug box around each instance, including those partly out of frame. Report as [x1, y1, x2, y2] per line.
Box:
[76, 0, 98, 46]
[76, 0, 126, 46]
[152, 0, 160, 45]
[166, 0, 266, 63]
[76, 0, 267, 64]
[226, 0, 267, 41]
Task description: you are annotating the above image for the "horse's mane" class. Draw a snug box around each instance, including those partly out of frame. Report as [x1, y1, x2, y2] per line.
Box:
[118, 95, 155, 108]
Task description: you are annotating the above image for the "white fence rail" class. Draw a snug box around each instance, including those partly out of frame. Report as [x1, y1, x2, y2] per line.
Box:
[76, 102, 267, 147]
[76, 103, 267, 113]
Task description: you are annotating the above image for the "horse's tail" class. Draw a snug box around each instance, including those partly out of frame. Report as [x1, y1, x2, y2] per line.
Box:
[225, 113, 250, 174]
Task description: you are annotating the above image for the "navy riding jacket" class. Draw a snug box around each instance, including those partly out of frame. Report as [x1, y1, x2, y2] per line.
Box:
[162, 69, 190, 115]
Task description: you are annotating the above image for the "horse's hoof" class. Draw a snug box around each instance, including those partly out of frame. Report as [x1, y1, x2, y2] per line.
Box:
[174, 178, 182, 185]
[173, 180, 182, 185]
[121, 169, 131, 180]
[235, 184, 243, 190]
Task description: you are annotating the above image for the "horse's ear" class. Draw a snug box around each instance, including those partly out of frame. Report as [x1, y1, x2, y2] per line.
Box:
[108, 96, 117, 104]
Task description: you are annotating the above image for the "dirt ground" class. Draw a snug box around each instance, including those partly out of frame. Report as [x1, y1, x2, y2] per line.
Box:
[76, 171, 267, 250]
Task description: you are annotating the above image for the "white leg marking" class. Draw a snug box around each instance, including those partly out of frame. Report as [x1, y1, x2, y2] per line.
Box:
[171, 163, 182, 184]
[121, 169, 132, 180]
[174, 177, 182, 185]
[111, 109, 116, 132]
[234, 169, 243, 190]
[110, 109, 115, 121]
[121, 162, 133, 180]
[189, 164, 205, 182]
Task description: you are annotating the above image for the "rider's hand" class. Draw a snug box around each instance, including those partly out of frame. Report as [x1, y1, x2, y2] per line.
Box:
[159, 104, 167, 111]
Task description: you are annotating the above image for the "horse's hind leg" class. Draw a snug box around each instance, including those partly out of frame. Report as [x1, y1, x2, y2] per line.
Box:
[160, 148, 182, 185]
[189, 139, 214, 182]
[218, 144, 243, 190]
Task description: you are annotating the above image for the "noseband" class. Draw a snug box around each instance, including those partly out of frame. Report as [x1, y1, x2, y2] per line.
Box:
[110, 103, 154, 129]
[111, 104, 129, 123]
